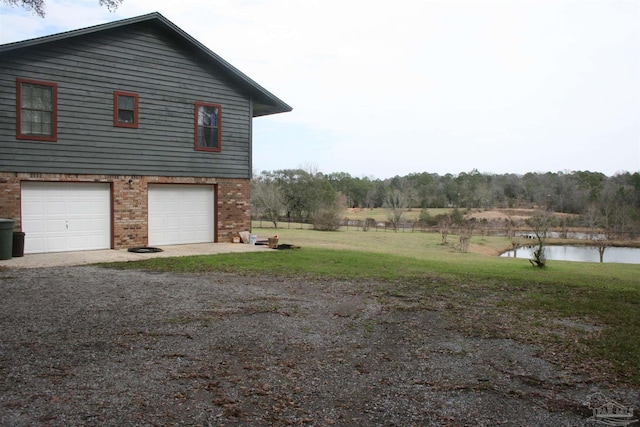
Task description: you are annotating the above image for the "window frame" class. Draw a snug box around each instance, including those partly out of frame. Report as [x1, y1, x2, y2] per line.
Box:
[194, 101, 222, 152]
[113, 91, 139, 128]
[16, 78, 58, 142]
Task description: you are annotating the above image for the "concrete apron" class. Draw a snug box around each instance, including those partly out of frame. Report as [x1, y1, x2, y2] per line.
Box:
[0, 243, 272, 269]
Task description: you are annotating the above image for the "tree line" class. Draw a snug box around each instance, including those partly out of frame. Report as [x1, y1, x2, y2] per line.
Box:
[252, 168, 640, 235]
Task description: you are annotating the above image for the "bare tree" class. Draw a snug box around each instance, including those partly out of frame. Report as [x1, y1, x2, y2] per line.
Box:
[252, 178, 284, 229]
[505, 216, 522, 257]
[583, 203, 600, 240]
[3, 0, 123, 17]
[525, 213, 554, 268]
[583, 203, 608, 263]
[458, 218, 475, 253]
[384, 189, 408, 232]
[611, 205, 634, 240]
[438, 215, 452, 245]
[594, 237, 608, 263]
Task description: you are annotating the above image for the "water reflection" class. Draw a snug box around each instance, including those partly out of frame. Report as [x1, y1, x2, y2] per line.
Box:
[501, 245, 640, 264]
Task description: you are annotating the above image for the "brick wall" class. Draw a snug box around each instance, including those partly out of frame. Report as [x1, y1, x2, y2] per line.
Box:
[0, 172, 251, 249]
[0, 174, 20, 228]
[217, 178, 252, 240]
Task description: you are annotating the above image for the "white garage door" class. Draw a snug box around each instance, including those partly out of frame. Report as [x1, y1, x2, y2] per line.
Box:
[148, 184, 215, 246]
[21, 182, 111, 254]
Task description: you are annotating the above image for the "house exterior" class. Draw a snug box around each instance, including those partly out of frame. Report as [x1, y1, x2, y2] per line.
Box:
[0, 12, 291, 253]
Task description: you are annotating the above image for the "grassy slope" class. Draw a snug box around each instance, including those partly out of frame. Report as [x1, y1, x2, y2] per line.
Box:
[107, 227, 640, 385]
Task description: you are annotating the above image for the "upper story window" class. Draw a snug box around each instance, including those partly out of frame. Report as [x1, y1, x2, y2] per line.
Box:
[17, 78, 57, 141]
[194, 102, 221, 152]
[114, 91, 138, 128]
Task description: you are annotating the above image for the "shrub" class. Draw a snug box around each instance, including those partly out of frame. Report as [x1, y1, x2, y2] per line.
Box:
[312, 191, 345, 231]
[313, 210, 342, 231]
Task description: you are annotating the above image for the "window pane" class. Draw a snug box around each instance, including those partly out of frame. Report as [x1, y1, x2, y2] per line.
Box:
[198, 106, 205, 125]
[21, 111, 32, 134]
[118, 95, 134, 110]
[31, 112, 42, 135]
[22, 84, 48, 110]
[195, 103, 220, 149]
[21, 85, 33, 108]
[41, 122, 52, 135]
[118, 110, 134, 124]
[34, 87, 45, 109]
[41, 87, 52, 107]
[41, 111, 52, 126]
[21, 110, 53, 135]
[198, 106, 218, 127]
[18, 81, 55, 138]
[198, 127, 218, 148]
[205, 127, 218, 148]
[32, 111, 49, 134]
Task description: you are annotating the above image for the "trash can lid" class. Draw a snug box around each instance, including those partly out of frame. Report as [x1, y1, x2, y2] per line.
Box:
[0, 219, 15, 230]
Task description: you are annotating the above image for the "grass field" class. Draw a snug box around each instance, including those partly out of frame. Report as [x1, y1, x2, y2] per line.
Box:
[108, 225, 640, 385]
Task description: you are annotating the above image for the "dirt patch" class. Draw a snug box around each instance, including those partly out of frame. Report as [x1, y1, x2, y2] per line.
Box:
[468, 209, 535, 222]
[468, 209, 579, 223]
[1, 267, 637, 426]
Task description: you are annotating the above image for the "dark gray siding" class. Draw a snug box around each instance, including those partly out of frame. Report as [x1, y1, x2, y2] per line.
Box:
[0, 23, 253, 178]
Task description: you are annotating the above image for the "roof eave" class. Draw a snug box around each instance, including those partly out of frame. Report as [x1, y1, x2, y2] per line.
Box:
[0, 12, 292, 117]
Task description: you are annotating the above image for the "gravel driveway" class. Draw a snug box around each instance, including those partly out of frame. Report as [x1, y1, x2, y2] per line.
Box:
[1, 266, 637, 426]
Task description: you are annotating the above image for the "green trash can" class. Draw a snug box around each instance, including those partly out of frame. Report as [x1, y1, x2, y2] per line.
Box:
[0, 219, 15, 260]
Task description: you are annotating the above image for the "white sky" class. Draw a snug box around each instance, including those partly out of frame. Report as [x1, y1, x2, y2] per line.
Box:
[1, 0, 639, 178]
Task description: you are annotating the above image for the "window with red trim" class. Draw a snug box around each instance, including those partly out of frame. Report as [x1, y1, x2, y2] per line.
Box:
[114, 91, 138, 128]
[17, 78, 57, 141]
[194, 102, 221, 151]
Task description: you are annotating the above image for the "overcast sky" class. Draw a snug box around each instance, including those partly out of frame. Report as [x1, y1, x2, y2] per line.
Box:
[1, 0, 638, 178]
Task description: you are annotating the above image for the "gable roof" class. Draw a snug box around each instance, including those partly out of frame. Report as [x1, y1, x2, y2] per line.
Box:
[0, 12, 292, 117]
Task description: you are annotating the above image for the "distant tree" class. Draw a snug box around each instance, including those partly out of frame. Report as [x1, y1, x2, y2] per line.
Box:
[525, 213, 554, 268]
[456, 169, 488, 208]
[407, 172, 438, 208]
[574, 170, 606, 205]
[594, 236, 608, 264]
[505, 216, 522, 257]
[362, 217, 376, 232]
[254, 168, 639, 240]
[3, 0, 123, 17]
[312, 192, 345, 231]
[501, 173, 527, 208]
[583, 203, 601, 240]
[272, 168, 315, 223]
[437, 214, 452, 245]
[583, 203, 609, 262]
[252, 175, 284, 228]
[384, 188, 408, 232]
[325, 172, 367, 208]
[418, 208, 436, 227]
[458, 218, 475, 253]
[450, 208, 464, 226]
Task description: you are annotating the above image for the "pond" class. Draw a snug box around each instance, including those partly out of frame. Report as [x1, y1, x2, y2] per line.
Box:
[501, 245, 640, 265]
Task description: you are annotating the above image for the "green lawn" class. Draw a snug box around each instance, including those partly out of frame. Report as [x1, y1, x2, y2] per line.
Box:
[105, 227, 640, 385]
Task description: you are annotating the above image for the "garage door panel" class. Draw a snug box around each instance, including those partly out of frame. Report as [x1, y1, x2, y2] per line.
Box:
[148, 184, 214, 246]
[21, 182, 111, 254]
